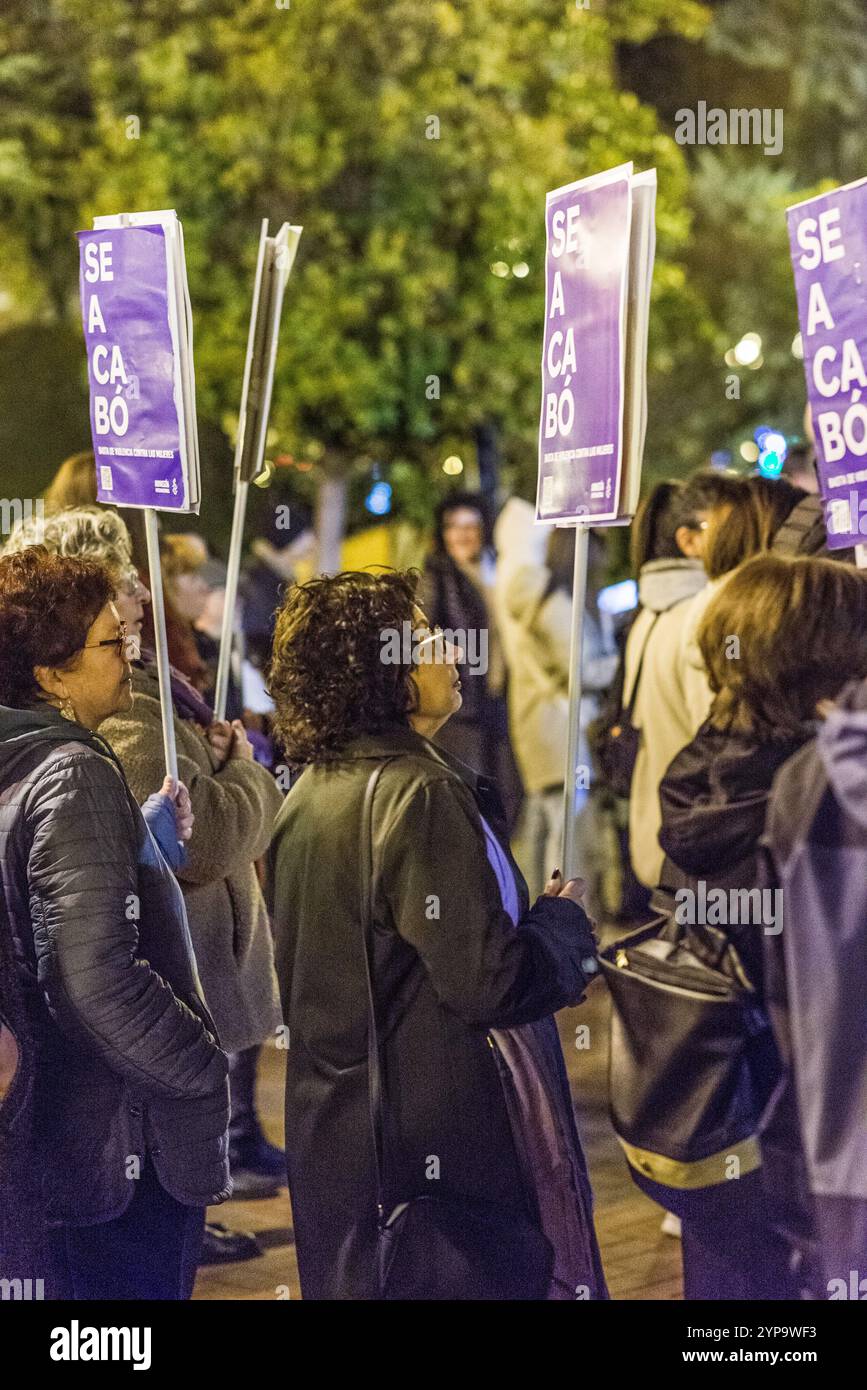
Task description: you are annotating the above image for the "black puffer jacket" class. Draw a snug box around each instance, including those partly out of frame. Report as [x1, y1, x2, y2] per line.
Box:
[656, 723, 808, 987]
[0, 704, 230, 1285]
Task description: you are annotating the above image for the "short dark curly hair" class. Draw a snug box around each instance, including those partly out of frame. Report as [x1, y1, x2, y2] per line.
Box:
[267, 570, 421, 763]
[0, 546, 113, 707]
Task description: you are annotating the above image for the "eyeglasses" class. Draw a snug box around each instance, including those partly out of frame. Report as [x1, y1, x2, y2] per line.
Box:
[414, 625, 461, 663]
[83, 622, 141, 662]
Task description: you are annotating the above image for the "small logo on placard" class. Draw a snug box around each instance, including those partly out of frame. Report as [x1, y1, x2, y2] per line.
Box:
[100, 466, 113, 491]
[154, 479, 170, 495]
[829, 497, 853, 534]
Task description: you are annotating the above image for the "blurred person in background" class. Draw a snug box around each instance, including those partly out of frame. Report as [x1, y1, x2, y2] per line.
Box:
[2, 507, 285, 1263]
[780, 440, 819, 496]
[422, 491, 522, 829]
[620, 471, 744, 891]
[654, 554, 867, 1299]
[623, 471, 816, 893]
[504, 526, 617, 907]
[192, 557, 244, 722]
[267, 570, 606, 1300]
[157, 533, 210, 692]
[241, 491, 316, 656]
[0, 547, 228, 1298]
[43, 450, 105, 511]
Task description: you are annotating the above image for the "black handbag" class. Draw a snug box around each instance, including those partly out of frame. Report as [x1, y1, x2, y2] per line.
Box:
[588, 613, 658, 798]
[359, 763, 554, 1300]
[599, 914, 778, 1218]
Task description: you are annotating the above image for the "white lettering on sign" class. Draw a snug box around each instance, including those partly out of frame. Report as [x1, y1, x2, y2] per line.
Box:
[548, 270, 565, 318]
[816, 403, 867, 462]
[87, 294, 107, 334]
[83, 240, 114, 282]
[806, 280, 835, 336]
[550, 204, 580, 258]
[796, 208, 845, 270]
[546, 328, 577, 377]
[94, 394, 129, 437]
[92, 344, 129, 387]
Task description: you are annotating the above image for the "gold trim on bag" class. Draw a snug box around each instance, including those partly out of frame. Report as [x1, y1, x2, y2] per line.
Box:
[617, 1134, 762, 1188]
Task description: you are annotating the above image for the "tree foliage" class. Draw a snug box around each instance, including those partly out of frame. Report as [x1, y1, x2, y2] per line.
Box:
[1, 0, 709, 531]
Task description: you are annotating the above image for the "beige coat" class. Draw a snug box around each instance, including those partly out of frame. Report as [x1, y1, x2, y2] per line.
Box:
[101, 666, 283, 1052]
[623, 562, 716, 888]
[500, 564, 617, 796]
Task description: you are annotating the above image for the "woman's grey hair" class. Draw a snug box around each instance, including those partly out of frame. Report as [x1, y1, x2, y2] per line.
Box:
[1, 504, 138, 590]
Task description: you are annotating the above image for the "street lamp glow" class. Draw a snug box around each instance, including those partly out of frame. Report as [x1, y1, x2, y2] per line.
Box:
[739, 440, 760, 463]
[512, 262, 530, 278]
[733, 333, 762, 367]
[490, 261, 510, 278]
[442, 455, 464, 476]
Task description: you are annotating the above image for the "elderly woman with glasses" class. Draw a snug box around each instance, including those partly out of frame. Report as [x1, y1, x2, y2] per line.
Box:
[267, 570, 606, 1301]
[0, 546, 229, 1300]
[2, 505, 285, 1223]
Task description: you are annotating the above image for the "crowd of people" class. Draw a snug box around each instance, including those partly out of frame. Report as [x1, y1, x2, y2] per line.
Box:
[0, 445, 865, 1301]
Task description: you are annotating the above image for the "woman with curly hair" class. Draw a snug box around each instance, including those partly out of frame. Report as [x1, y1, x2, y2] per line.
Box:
[0, 547, 229, 1299]
[267, 570, 605, 1300]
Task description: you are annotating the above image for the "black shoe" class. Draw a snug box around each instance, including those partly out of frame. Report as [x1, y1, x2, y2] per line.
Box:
[227, 1166, 282, 1200]
[200, 1221, 262, 1265]
[229, 1133, 286, 1180]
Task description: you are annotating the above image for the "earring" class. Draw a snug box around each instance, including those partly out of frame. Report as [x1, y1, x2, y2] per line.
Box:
[59, 696, 77, 723]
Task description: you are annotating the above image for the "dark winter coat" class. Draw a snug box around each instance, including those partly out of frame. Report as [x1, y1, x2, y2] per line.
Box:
[653, 721, 811, 1291]
[760, 680, 867, 1296]
[0, 704, 229, 1288]
[268, 725, 603, 1300]
[657, 722, 807, 988]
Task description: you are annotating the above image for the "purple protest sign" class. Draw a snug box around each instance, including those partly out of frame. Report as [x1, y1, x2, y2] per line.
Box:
[788, 177, 867, 549]
[77, 225, 189, 510]
[536, 164, 632, 524]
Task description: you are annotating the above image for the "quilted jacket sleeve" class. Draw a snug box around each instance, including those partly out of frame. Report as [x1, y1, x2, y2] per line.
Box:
[379, 774, 598, 1027]
[103, 694, 282, 887]
[26, 749, 227, 1100]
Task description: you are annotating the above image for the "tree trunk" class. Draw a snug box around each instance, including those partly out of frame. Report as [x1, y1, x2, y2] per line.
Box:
[314, 467, 348, 574]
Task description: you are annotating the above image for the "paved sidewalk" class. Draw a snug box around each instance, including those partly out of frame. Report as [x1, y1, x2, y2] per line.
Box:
[193, 964, 683, 1301]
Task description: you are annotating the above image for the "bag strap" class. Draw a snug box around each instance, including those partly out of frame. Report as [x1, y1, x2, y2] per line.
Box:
[359, 760, 392, 1223]
[622, 610, 660, 720]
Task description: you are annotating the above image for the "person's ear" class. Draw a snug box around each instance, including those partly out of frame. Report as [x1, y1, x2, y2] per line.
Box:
[675, 524, 700, 558]
[33, 665, 67, 702]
